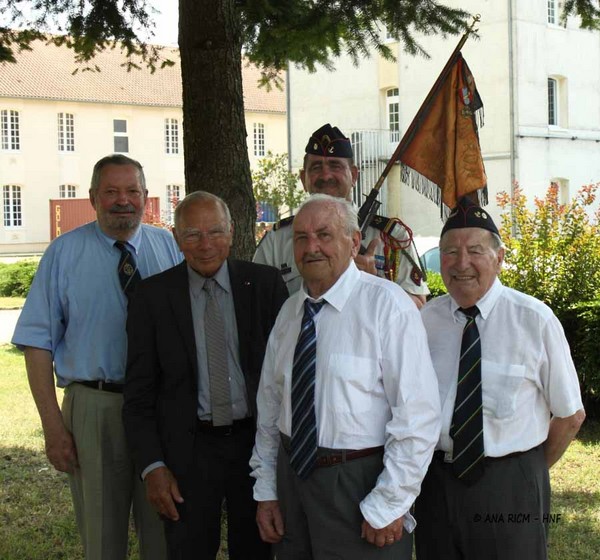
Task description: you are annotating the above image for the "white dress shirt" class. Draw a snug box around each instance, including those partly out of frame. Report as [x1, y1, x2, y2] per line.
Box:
[421, 278, 584, 459]
[250, 261, 441, 530]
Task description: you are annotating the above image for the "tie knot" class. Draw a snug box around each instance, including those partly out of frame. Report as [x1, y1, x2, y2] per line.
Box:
[460, 306, 480, 319]
[203, 278, 217, 295]
[304, 300, 324, 320]
[114, 240, 128, 252]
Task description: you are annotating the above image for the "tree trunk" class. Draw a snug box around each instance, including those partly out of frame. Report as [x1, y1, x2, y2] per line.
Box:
[178, 0, 255, 259]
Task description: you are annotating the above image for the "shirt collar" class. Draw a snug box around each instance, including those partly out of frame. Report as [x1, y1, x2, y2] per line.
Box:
[187, 260, 231, 296]
[449, 277, 503, 321]
[94, 222, 143, 255]
[295, 261, 360, 315]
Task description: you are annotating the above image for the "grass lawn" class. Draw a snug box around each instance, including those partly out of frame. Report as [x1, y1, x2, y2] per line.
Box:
[1, 343, 599, 559]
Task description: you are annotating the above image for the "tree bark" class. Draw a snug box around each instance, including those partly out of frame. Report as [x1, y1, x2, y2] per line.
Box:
[179, 0, 255, 259]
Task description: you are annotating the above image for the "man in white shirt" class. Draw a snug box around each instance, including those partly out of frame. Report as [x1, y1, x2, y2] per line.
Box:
[250, 194, 441, 559]
[253, 123, 429, 307]
[416, 196, 586, 560]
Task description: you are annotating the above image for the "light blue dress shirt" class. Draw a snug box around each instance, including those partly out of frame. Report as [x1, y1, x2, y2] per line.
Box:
[12, 221, 182, 386]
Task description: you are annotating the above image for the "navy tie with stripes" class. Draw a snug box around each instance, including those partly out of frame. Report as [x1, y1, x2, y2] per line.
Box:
[450, 305, 485, 485]
[290, 299, 324, 480]
[115, 241, 141, 298]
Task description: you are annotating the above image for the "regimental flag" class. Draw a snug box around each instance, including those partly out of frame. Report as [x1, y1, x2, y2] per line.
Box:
[399, 52, 487, 215]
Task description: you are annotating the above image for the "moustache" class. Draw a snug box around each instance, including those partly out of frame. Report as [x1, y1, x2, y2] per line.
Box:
[314, 178, 338, 189]
[109, 204, 137, 213]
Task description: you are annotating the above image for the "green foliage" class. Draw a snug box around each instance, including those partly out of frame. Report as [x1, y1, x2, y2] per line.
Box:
[0, 261, 38, 297]
[0, 0, 175, 72]
[0, 0, 472, 72]
[497, 183, 600, 314]
[252, 152, 305, 221]
[425, 271, 447, 298]
[559, 302, 600, 415]
[562, 0, 600, 30]
[3, 0, 599, 74]
[242, 0, 470, 78]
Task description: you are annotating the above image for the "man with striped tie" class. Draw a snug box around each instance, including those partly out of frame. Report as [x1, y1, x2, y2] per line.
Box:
[250, 194, 441, 559]
[416, 196, 586, 560]
[12, 154, 181, 560]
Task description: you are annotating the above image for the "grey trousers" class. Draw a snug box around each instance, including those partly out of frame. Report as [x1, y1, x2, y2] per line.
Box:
[415, 445, 550, 560]
[273, 441, 413, 560]
[63, 383, 167, 560]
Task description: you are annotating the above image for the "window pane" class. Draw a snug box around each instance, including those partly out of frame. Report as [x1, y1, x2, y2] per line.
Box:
[254, 123, 265, 157]
[114, 136, 129, 153]
[1, 110, 20, 150]
[165, 118, 179, 154]
[548, 78, 557, 125]
[3, 185, 22, 227]
[114, 119, 127, 133]
[548, 0, 557, 24]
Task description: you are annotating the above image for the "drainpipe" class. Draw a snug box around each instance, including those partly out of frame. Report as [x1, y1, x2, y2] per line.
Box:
[507, 0, 517, 234]
[286, 66, 292, 172]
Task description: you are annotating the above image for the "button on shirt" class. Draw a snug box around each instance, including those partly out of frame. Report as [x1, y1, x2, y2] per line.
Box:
[421, 278, 584, 458]
[12, 222, 182, 386]
[250, 262, 441, 530]
[188, 261, 249, 421]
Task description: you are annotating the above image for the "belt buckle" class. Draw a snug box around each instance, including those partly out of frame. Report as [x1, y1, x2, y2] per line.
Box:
[222, 425, 233, 437]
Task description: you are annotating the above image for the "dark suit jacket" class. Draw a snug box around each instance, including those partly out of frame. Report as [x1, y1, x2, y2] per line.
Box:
[122, 259, 288, 482]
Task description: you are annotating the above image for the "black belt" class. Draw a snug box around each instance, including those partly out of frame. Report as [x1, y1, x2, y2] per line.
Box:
[433, 448, 532, 464]
[281, 432, 383, 469]
[74, 380, 124, 393]
[197, 416, 254, 437]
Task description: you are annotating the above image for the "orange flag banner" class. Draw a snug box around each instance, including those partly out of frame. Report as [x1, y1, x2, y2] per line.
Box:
[399, 52, 487, 213]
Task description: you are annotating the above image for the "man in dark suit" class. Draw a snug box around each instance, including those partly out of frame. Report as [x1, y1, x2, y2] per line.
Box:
[123, 191, 288, 560]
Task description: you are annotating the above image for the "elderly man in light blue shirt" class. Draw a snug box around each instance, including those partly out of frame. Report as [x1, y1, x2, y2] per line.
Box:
[12, 154, 181, 560]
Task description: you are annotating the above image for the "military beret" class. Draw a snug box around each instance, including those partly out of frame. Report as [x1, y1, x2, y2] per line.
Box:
[305, 123, 353, 159]
[441, 196, 499, 237]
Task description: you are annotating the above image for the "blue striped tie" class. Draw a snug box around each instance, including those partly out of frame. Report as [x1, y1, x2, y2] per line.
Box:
[450, 306, 485, 485]
[290, 299, 324, 479]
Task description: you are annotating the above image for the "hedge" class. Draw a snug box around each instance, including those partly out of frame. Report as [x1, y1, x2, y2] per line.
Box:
[0, 260, 38, 297]
[559, 301, 600, 416]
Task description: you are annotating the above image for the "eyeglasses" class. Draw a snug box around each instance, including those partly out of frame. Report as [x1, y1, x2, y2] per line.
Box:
[180, 228, 229, 244]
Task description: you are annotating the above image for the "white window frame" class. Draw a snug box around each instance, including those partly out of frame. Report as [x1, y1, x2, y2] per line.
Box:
[1, 109, 20, 151]
[165, 184, 182, 224]
[113, 119, 129, 153]
[548, 78, 558, 126]
[165, 118, 180, 155]
[3, 184, 22, 227]
[387, 88, 400, 143]
[547, 0, 558, 25]
[59, 184, 77, 198]
[253, 123, 265, 157]
[58, 112, 75, 152]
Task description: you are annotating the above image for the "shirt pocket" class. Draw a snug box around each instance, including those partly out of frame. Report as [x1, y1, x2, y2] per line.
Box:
[326, 353, 381, 414]
[481, 360, 525, 419]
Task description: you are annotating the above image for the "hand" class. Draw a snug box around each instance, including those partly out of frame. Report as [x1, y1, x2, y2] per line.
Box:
[44, 423, 79, 474]
[354, 239, 378, 276]
[145, 466, 184, 521]
[361, 516, 404, 548]
[408, 293, 427, 309]
[256, 500, 284, 543]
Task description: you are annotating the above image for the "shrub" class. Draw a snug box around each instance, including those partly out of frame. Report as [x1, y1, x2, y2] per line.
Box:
[0, 260, 38, 297]
[559, 301, 600, 417]
[497, 183, 600, 314]
[425, 272, 447, 299]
